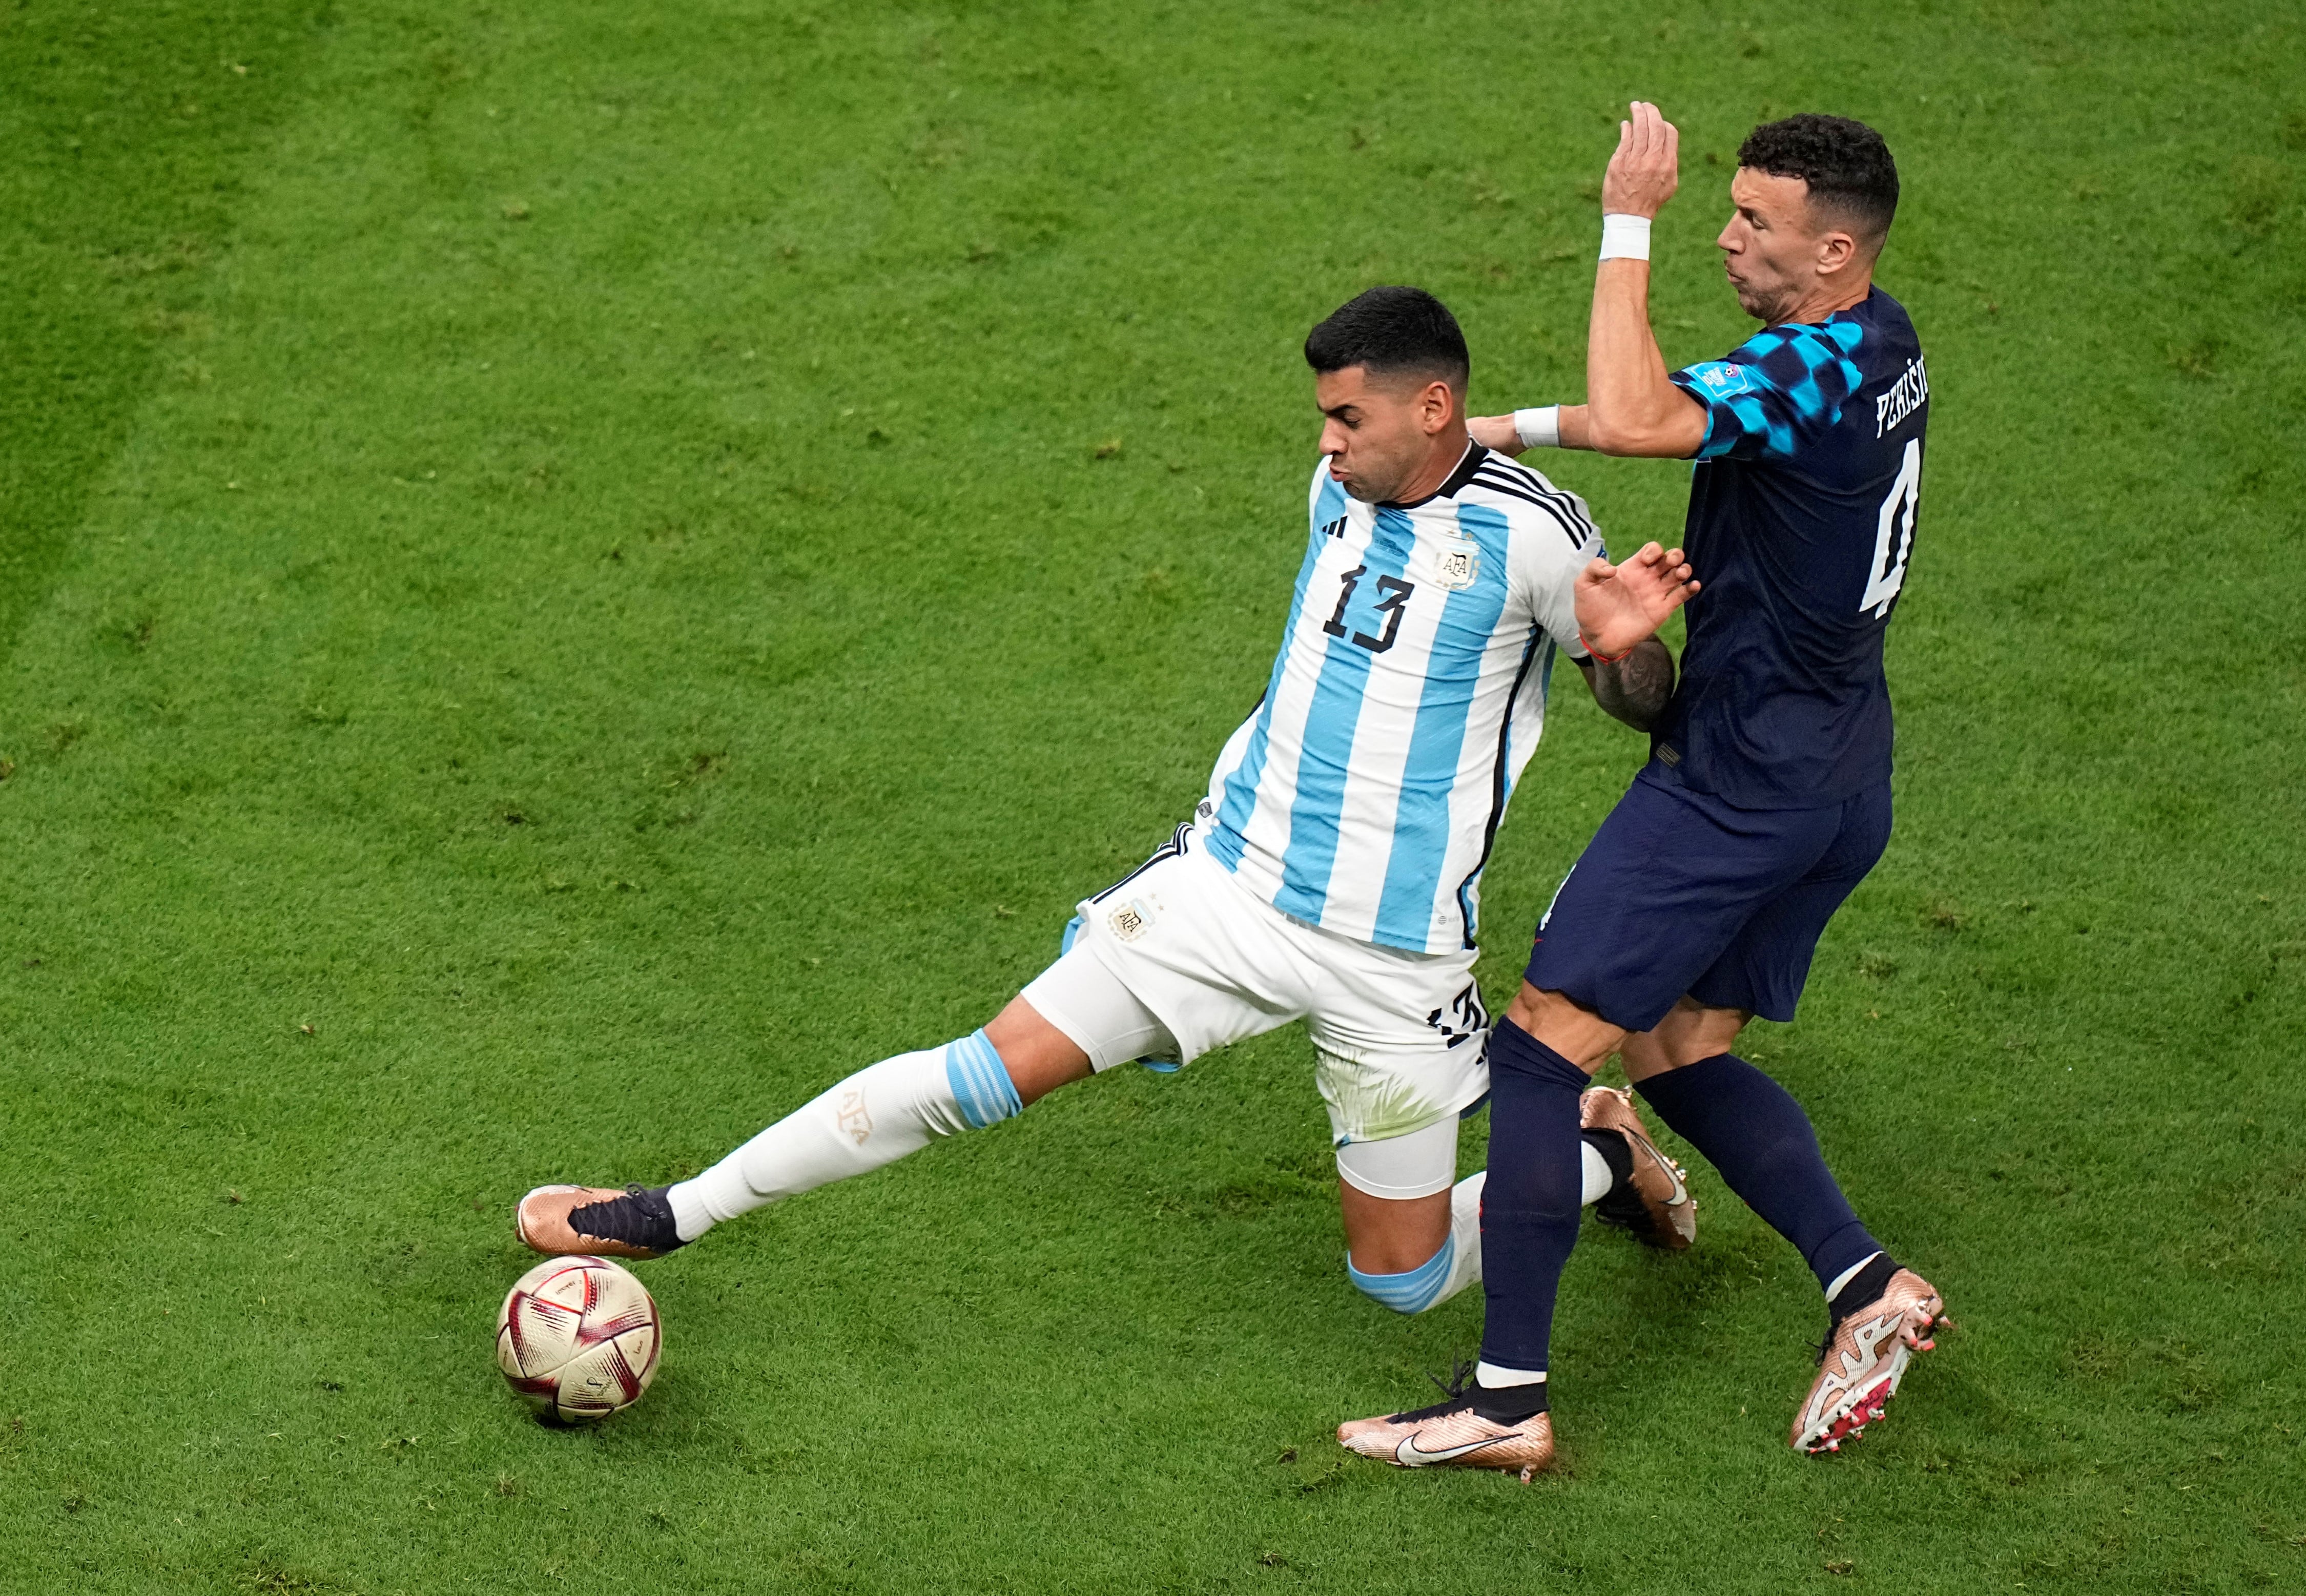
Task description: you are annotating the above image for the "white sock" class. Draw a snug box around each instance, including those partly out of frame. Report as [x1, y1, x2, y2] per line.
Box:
[668, 1047, 977, 1242]
[1429, 1170, 1487, 1307]
[1579, 1139, 1615, 1206]
[1474, 1361, 1547, 1388]
[1425, 1151, 1615, 1312]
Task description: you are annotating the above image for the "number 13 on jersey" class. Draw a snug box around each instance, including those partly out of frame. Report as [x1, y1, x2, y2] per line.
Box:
[1322, 565, 1416, 654]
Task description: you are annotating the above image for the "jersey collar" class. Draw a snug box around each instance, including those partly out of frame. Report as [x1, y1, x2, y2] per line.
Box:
[1380, 440, 1487, 511]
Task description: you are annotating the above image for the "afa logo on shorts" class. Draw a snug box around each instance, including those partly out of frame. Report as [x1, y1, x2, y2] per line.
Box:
[1108, 897, 1158, 942]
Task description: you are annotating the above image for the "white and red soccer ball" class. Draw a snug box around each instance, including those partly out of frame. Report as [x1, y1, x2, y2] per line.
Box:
[496, 1255, 662, 1422]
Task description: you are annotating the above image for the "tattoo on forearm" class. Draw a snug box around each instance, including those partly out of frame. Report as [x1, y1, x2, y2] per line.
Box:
[1587, 639, 1675, 731]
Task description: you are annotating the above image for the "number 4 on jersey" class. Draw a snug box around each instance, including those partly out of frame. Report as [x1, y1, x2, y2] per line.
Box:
[1860, 439, 1921, 619]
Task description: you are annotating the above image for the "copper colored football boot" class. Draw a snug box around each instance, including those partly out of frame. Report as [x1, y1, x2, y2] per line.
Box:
[1792, 1267, 1946, 1454]
[1581, 1085, 1697, 1250]
[1338, 1396, 1555, 1481]
[516, 1184, 679, 1261]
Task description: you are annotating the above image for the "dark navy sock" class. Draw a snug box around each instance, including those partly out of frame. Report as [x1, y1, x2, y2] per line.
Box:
[1475, 1019, 1589, 1390]
[1634, 1053, 1880, 1294]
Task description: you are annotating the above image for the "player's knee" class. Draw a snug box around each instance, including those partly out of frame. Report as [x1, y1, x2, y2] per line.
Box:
[1499, 980, 1553, 1036]
[1347, 1236, 1454, 1314]
[943, 1029, 1023, 1129]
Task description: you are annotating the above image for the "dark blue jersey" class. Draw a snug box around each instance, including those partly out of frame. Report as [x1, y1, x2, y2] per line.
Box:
[1650, 286, 1929, 809]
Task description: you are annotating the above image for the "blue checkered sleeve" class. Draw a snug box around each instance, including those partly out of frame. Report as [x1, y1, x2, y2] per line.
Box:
[1669, 319, 1866, 462]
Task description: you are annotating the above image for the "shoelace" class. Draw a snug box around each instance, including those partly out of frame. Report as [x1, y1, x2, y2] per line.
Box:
[569, 1185, 669, 1249]
[1425, 1356, 1478, 1403]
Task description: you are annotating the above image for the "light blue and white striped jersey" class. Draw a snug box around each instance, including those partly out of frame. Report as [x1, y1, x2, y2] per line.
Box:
[1197, 444, 1602, 955]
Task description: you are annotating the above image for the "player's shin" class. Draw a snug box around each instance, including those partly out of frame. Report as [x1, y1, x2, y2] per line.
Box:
[1346, 1172, 1488, 1312]
[1633, 1052, 1881, 1294]
[1353, 1145, 1622, 1316]
[1472, 1020, 1590, 1421]
[1438, 1170, 1486, 1302]
[668, 1031, 1020, 1242]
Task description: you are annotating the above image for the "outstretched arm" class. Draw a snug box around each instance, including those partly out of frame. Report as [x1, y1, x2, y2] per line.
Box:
[1470, 104, 1707, 460]
[1469, 406, 1594, 453]
[1576, 637, 1675, 731]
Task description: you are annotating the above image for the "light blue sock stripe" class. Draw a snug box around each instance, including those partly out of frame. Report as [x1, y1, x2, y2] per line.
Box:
[945, 1030, 1021, 1130]
[1347, 1236, 1454, 1314]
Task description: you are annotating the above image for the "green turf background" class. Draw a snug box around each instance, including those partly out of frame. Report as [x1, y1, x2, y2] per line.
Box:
[2, 1, 2301, 1590]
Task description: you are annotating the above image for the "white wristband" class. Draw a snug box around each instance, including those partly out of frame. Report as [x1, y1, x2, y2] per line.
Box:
[1599, 212, 1652, 262]
[1512, 406, 1562, 450]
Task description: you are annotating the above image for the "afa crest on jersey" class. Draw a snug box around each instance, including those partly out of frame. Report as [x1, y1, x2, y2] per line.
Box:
[1432, 535, 1480, 591]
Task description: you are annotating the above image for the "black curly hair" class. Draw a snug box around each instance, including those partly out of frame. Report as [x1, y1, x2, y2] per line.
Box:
[1737, 115, 1900, 251]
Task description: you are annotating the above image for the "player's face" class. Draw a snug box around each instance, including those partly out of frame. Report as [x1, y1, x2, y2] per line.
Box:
[1717, 169, 1824, 323]
[1314, 366, 1455, 503]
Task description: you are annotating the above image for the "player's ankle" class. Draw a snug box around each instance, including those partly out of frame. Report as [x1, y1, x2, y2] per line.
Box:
[667, 1179, 717, 1244]
[1470, 1383, 1549, 1425]
[1469, 1363, 1549, 1424]
[1823, 1251, 1901, 1324]
[1580, 1127, 1634, 1201]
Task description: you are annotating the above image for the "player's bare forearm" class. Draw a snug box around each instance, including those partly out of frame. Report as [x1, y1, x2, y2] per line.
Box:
[1586, 264, 1706, 458]
[1467, 405, 1593, 454]
[1585, 102, 1709, 459]
[1578, 638, 1674, 731]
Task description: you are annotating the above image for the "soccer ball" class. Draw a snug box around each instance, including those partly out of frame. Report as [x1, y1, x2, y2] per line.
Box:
[496, 1254, 663, 1423]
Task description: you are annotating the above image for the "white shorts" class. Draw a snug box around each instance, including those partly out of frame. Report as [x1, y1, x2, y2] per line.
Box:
[1019, 830, 1490, 1178]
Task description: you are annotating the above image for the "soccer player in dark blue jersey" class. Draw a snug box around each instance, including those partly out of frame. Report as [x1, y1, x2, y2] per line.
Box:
[1341, 108, 1945, 1475]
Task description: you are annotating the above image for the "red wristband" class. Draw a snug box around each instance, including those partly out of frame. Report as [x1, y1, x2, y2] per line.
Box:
[1580, 634, 1637, 665]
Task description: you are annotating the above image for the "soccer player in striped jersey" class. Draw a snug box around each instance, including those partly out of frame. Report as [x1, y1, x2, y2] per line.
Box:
[515, 287, 1700, 1329]
[1340, 110, 1944, 1477]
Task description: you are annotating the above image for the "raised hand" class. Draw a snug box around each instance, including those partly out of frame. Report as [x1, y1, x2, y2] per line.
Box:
[1573, 541, 1698, 659]
[1601, 101, 1680, 219]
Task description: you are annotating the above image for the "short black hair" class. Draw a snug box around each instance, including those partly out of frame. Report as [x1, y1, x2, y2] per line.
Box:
[1736, 114, 1900, 251]
[1304, 286, 1469, 390]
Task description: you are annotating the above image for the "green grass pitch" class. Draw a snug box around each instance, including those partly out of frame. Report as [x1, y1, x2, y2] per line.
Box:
[1, 1, 2301, 1589]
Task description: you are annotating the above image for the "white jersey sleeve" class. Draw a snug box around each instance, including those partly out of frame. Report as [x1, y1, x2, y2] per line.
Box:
[1500, 469, 1605, 663]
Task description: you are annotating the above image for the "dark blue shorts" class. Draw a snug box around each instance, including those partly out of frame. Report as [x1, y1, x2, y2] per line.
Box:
[1523, 764, 1892, 1032]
